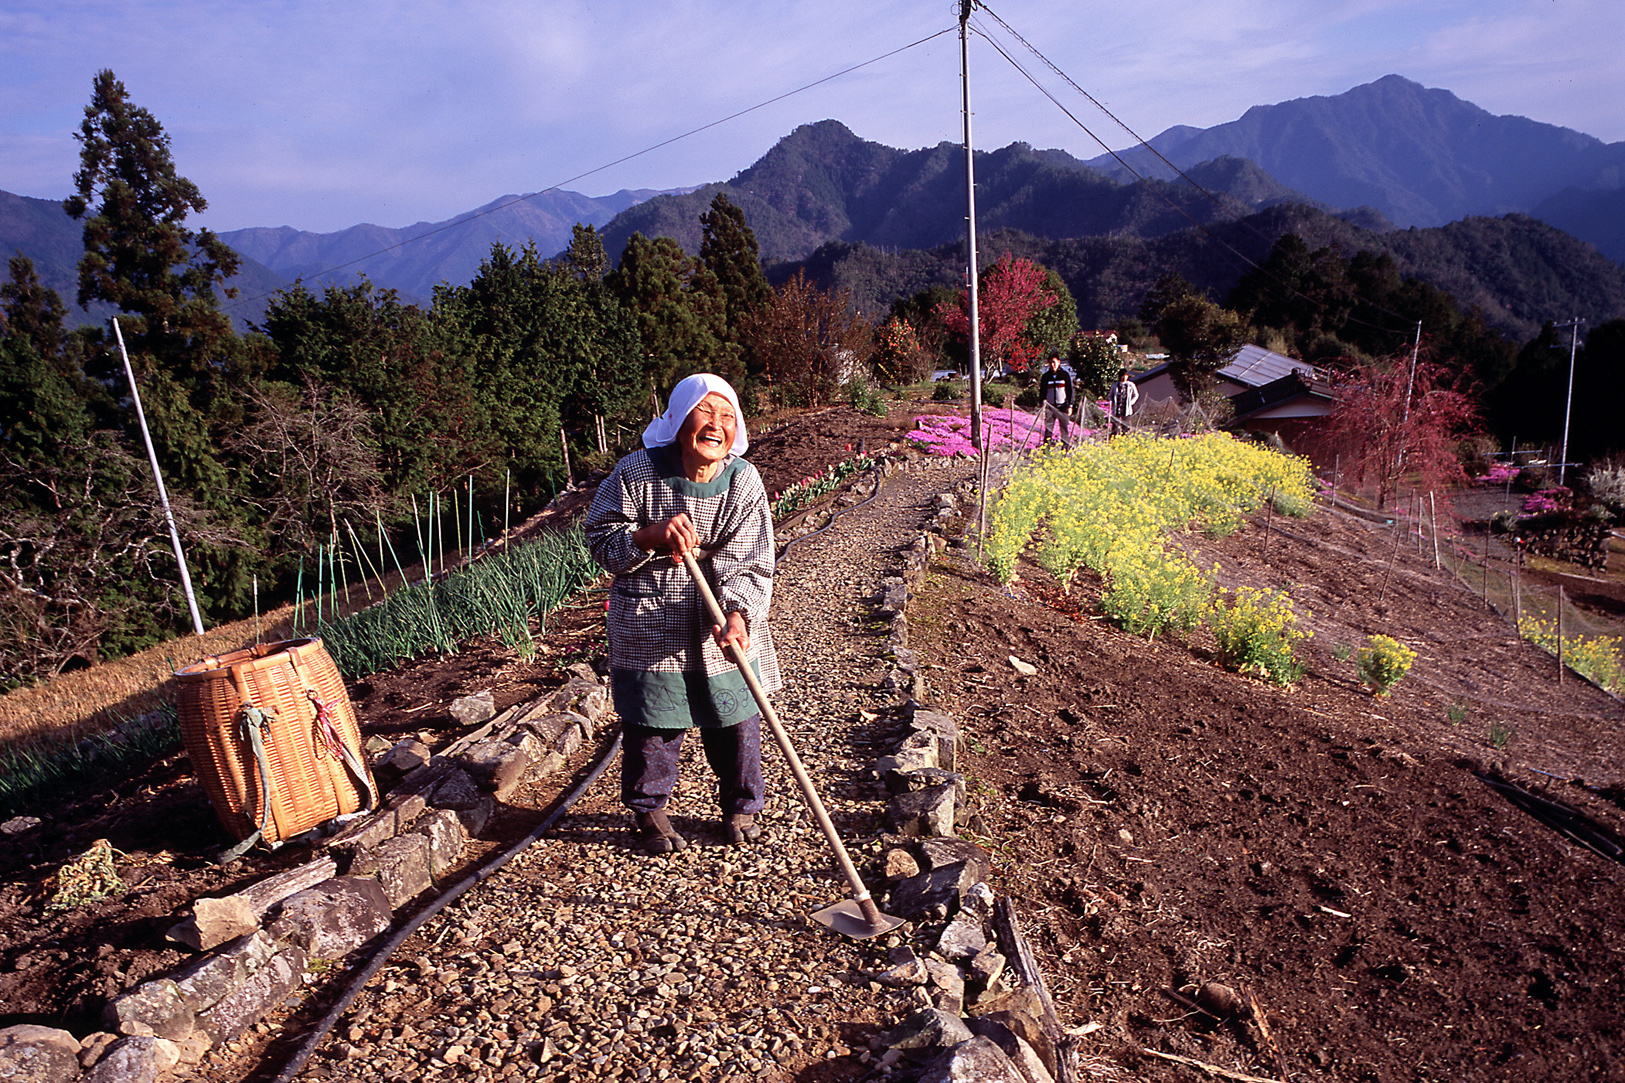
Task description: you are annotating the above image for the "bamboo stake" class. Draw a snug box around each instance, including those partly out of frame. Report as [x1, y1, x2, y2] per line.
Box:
[1429, 491, 1440, 569]
[452, 485, 461, 568]
[344, 519, 378, 602]
[1558, 585, 1565, 685]
[467, 474, 474, 566]
[1513, 568, 1522, 634]
[504, 468, 511, 541]
[294, 554, 305, 636]
[560, 427, 575, 489]
[1482, 528, 1491, 608]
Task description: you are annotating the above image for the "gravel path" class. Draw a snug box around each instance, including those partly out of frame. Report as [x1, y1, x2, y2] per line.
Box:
[315, 458, 978, 1083]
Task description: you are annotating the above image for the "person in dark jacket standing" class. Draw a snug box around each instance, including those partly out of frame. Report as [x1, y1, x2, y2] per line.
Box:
[1036, 353, 1075, 444]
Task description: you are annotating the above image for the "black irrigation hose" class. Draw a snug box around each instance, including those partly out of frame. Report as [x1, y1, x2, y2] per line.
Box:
[775, 466, 887, 567]
[270, 730, 623, 1083]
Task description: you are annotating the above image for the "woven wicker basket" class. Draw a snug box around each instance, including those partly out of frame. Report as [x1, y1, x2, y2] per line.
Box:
[174, 637, 374, 844]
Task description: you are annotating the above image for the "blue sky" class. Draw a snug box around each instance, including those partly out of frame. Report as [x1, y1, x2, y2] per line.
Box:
[2, 0, 1621, 234]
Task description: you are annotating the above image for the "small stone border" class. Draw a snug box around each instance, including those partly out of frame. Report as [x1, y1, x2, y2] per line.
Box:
[0, 666, 613, 1083]
[861, 478, 1088, 1083]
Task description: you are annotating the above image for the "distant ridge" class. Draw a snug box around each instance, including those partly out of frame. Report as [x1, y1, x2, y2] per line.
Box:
[1085, 74, 1625, 255]
[596, 120, 1326, 265]
[220, 187, 686, 302]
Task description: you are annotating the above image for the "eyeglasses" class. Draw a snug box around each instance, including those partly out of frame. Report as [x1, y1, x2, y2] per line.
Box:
[691, 404, 736, 425]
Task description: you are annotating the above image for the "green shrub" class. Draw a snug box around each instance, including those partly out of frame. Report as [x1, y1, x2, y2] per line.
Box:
[981, 382, 1007, 407]
[1355, 634, 1416, 696]
[1210, 586, 1309, 686]
[932, 381, 962, 402]
[848, 377, 888, 417]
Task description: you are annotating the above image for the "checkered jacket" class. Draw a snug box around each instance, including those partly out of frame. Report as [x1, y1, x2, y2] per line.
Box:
[584, 448, 781, 692]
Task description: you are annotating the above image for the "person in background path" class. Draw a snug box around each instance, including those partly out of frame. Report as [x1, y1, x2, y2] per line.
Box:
[1110, 368, 1139, 434]
[1037, 353, 1075, 444]
[584, 373, 779, 855]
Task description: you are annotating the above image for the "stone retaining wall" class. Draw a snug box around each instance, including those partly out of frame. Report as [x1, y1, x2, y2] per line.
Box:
[864, 478, 1083, 1083]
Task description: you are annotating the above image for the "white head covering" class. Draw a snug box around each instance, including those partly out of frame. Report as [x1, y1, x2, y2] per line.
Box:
[642, 373, 749, 457]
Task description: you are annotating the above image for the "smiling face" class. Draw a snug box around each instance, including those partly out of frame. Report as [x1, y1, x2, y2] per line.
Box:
[676, 392, 738, 482]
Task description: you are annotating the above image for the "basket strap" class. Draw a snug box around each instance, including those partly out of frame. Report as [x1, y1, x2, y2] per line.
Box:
[289, 651, 377, 812]
[306, 687, 377, 811]
[217, 705, 281, 863]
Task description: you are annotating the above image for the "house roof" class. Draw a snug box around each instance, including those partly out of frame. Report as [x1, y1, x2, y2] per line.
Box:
[1228, 370, 1338, 423]
[1217, 344, 1321, 389]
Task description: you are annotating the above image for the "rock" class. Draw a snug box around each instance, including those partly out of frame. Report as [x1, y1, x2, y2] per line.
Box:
[0, 1024, 83, 1082]
[937, 908, 989, 962]
[454, 792, 495, 837]
[1007, 656, 1038, 677]
[196, 943, 308, 1043]
[168, 894, 258, 952]
[973, 1007, 1055, 1080]
[79, 1031, 119, 1068]
[449, 690, 496, 727]
[172, 932, 281, 1014]
[268, 877, 392, 959]
[429, 766, 483, 809]
[883, 848, 921, 881]
[965, 1018, 1056, 1083]
[85, 1035, 166, 1083]
[516, 711, 586, 746]
[917, 1036, 1027, 1083]
[323, 792, 426, 853]
[875, 957, 929, 988]
[552, 722, 584, 757]
[963, 881, 996, 919]
[969, 947, 1007, 995]
[413, 807, 467, 880]
[917, 838, 992, 881]
[881, 1008, 973, 1052]
[887, 783, 958, 837]
[890, 861, 980, 921]
[909, 709, 960, 771]
[461, 737, 531, 797]
[375, 738, 432, 776]
[351, 833, 432, 908]
[0, 815, 40, 836]
[883, 767, 966, 798]
[103, 979, 197, 1041]
[1198, 981, 1244, 1017]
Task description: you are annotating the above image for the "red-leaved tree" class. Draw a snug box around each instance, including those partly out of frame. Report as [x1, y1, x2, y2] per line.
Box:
[935, 254, 1056, 374]
[1311, 346, 1482, 508]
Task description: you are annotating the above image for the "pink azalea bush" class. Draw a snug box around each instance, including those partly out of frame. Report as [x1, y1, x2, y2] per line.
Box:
[1476, 461, 1518, 485]
[906, 410, 1099, 458]
[1522, 487, 1571, 514]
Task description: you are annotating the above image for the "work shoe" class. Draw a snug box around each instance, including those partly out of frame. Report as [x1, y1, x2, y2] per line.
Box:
[635, 810, 688, 855]
[724, 812, 763, 846]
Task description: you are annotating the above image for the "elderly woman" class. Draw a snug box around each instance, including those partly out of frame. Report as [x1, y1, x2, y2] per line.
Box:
[584, 373, 780, 855]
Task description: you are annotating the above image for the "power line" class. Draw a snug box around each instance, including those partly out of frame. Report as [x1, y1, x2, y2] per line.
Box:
[224, 26, 958, 314]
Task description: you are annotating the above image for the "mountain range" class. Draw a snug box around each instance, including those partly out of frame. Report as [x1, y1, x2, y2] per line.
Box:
[3, 74, 1621, 336]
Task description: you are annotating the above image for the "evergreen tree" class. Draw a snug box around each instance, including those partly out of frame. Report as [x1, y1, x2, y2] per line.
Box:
[609, 233, 737, 390]
[699, 193, 771, 369]
[64, 70, 240, 388]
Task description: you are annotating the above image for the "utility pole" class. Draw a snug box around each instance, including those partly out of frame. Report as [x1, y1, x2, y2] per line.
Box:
[1555, 316, 1583, 486]
[960, 0, 983, 450]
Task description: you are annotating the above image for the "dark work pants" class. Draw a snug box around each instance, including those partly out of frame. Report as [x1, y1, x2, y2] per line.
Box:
[621, 714, 765, 816]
